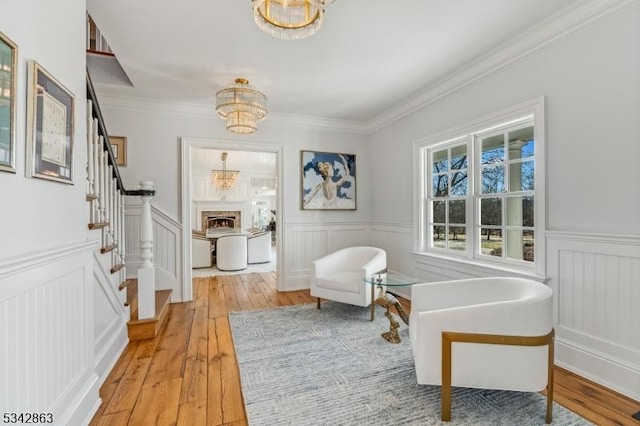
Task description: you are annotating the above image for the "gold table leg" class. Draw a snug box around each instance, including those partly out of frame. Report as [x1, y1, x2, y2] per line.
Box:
[370, 283, 375, 321]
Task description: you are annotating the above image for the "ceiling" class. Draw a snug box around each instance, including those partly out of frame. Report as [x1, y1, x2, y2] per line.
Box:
[87, 0, 579, 125]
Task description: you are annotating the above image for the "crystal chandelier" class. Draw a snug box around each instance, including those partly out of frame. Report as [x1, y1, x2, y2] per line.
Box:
[252, 0, 335, 40]
[212, 152, 240, 190]
[215, 78, 267, 134]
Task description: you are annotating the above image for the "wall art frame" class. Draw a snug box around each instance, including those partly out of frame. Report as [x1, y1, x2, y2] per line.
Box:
[300, 150, 356, 211]
[0, 30, 18, 173]
[109, 135, 127, 166]
[26, 60, 75, 184]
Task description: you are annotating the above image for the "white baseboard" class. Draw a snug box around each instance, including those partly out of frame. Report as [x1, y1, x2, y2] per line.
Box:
[556, 337, 640, 402]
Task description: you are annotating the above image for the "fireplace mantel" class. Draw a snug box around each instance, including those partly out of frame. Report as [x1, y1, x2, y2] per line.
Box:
[193, 200, 252, 231]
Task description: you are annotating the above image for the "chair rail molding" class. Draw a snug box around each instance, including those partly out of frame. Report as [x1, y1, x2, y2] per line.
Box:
[546, 231, 640, 401]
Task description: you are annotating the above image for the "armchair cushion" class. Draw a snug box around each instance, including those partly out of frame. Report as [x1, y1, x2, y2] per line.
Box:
[315, 271, 362, 294]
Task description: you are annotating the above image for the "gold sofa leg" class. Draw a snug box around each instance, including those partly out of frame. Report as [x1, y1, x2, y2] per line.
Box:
[441, 329, 555, 423]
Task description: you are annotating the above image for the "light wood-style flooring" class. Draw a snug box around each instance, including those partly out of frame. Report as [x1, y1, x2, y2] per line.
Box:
[90, 273, 640, 426]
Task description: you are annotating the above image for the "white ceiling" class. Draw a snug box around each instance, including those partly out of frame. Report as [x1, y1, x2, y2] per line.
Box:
[87, 0, 579, 124]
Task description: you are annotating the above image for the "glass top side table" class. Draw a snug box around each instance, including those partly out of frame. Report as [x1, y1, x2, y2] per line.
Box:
[363, 271, 418, 321]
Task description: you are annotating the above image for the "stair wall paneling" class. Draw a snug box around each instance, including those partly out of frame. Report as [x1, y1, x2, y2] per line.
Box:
[0, 241, 100, 425]
[92, 250, 128, 386]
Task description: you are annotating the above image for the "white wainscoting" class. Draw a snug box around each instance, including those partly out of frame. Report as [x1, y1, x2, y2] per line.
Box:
[283, 222, 371, 291]
[547, 232, 640, 401]
[125, 202, 183, 301]
[371, 222, 414, 298]
[0, 241, 101, 425]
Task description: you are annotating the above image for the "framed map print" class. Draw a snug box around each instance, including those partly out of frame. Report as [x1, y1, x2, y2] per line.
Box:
[26, 60, 75, 184]
[300, 150, 356, 210]
[0, 31, 17, 173]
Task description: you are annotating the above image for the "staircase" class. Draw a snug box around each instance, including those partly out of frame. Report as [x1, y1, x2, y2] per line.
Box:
[86, 69, 171, 340]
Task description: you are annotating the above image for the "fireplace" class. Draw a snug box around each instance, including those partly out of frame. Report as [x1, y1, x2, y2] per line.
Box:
[201, 210, 241, 233]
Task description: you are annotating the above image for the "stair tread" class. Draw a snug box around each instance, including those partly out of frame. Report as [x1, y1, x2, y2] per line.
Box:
[110, 263, 125, 274]
[88, 221, 108, 230]
[128, 289, 172, 325]
[101, 244, 117, 254]
[120, 278, 136, 291]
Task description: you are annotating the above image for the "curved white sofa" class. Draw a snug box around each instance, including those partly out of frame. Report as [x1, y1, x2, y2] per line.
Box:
[311, 246, 386, 308]
[409, 277, 554, 422]
[215, 235, 248, 271]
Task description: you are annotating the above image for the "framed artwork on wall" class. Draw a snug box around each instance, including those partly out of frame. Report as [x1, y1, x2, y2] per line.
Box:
[300, 150, 356, 210]
[26, 60, 75, 184]
[109, 135, 127, 166]
[0, 31, 18, 173]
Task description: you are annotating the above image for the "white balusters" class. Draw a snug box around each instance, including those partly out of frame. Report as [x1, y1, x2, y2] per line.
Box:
[86, 101, 94, 197]
[87, 95, 156, 323]
[137, 181, 156, 319]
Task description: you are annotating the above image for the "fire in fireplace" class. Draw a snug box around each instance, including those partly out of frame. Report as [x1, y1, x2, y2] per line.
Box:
[201, 210, 241, 233]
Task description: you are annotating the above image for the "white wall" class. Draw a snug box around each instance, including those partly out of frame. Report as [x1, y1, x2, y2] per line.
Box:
[99, 101, 373, 291]
[100, 102, 371, 222]
[368, 5, 640, 401]
[0, 0, 88, 258]
[369, 6, 640, 235]
[0, 1, 103, 423]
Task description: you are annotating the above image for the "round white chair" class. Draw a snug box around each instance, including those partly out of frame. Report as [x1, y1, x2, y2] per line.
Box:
[215, 235, 248, 271]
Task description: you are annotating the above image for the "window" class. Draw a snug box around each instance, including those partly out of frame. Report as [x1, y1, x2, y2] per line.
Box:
[418, 99, 545, 273]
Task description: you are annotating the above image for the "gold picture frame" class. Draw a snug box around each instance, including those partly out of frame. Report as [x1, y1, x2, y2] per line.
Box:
[26, 60, 75, 184]
[109, 136, 127, 166]
[0, 31, 18, 173]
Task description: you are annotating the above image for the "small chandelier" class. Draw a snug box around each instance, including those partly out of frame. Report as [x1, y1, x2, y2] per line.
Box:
[212, 152, 240, 190]
[215, 78, 267, 134]
[252, 0, 335, 40]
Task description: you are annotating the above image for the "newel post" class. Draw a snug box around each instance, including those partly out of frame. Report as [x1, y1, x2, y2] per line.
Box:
[137, 181, 155, 319]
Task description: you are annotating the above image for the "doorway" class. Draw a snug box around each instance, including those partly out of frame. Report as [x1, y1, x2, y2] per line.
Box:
[181, 138, 284, 302]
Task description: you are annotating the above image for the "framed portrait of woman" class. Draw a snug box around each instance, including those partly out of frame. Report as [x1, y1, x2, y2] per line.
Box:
[300, 150, 356, 211]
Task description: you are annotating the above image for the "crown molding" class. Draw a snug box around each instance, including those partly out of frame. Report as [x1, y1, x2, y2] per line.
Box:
[366, 0, 637, 133]
[96, 93, 368, 134]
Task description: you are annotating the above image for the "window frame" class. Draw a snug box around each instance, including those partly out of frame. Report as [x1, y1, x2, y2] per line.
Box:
[414, 97, 546, 277]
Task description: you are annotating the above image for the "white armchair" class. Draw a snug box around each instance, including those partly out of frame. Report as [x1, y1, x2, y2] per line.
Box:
[311, 246, 386, 309]
[191, 232, 212, 268]
[409, 277, 554, 423]
[247, 231, 272, 264]
[215, 235, 248, 271]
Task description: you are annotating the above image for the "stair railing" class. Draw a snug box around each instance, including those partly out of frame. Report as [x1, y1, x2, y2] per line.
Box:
[86, 71, 158, 320]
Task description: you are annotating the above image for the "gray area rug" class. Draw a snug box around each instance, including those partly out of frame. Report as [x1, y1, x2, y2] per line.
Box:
[229, 302, 591, 426]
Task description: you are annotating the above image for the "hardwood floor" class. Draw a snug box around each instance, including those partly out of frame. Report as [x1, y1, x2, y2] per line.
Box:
[90, 273, 640, 426]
